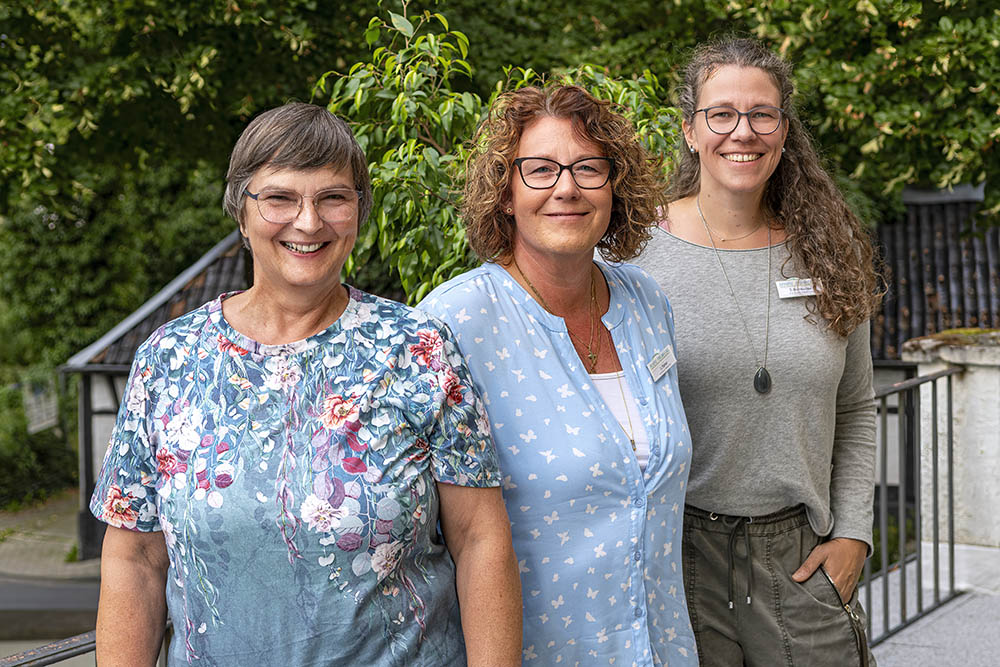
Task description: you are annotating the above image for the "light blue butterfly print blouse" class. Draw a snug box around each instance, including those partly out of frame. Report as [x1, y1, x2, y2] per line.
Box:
[421, 262, 698, 666]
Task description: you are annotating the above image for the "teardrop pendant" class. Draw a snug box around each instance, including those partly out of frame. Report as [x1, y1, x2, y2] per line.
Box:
[753, 367, 772, 394]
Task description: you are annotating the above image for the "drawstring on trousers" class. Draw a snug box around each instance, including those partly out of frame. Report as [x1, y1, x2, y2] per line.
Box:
[710, 512, 754, 609]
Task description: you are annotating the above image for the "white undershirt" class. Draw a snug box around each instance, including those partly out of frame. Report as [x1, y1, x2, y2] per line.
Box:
[589, 371, 650, 470]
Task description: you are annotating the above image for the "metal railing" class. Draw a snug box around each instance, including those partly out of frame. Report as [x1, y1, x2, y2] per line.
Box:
[0, 632, 96, 666]
[0, 628, 170, 666]
[2, 366, 967, 664]
[861, 365, 964, 645]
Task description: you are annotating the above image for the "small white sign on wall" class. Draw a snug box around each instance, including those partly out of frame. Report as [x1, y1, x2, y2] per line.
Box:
[22, 379, 59, 435]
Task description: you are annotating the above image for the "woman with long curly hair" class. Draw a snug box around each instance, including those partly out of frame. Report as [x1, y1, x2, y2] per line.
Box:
[634, 37, 882, 665]
[419, 84, 698, 665]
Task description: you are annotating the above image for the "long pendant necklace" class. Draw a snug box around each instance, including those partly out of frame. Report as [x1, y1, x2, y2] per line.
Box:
[697, 194, 772, 394]
[512, 257, 601, 372]
[614, 370, 636, 451]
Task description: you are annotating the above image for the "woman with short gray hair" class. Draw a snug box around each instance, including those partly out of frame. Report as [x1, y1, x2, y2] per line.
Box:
[91, 102, 521, 666]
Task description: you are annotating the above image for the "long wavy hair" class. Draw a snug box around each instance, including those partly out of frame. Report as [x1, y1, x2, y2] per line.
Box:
[463, 85, 665, 263]
[672, 37, 883, 336]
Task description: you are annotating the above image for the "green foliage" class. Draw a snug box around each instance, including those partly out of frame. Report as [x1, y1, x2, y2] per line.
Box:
[3, 0, 995, 365]
[870, 513, 916, 574]
[0, 0, 382, 498]
[0, 0, 374, 212]
[432, 0, 587, 94]
[0, 383, 75, 509]
[0, 163, 232, 367]
[322, 5, 682, 302]
[795, 2, 998, 202]
[320, 7, 482, 302]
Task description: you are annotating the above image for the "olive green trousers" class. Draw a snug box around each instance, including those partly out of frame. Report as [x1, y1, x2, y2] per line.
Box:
[682, 505, 875, 667]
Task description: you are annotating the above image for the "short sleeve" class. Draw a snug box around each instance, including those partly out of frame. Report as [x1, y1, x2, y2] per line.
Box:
[89, 342, 161, 532]
[413, 319, 501, 488]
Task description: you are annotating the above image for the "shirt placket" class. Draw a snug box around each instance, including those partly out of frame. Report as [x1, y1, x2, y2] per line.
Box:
[606, 315, 656, 664]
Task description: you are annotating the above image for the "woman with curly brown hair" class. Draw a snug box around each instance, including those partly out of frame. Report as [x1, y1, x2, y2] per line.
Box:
[634, 37, 881, 666]
[419, 84, 699, 665]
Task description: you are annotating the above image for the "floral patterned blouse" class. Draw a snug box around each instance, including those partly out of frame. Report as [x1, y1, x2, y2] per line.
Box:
[90, 288, 500, 666]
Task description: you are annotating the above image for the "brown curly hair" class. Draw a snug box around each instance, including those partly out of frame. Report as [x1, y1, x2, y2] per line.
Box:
[672, 37, 884, 337]
[463, 85, 665, 264]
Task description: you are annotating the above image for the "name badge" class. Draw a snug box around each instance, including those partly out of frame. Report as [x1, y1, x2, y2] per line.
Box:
[775, 278, 817, 299]
[647, 345, 676, 381]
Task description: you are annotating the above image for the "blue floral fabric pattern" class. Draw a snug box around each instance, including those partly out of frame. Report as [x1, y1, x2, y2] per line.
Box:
[90, 288, 499, 666]
[420, 262, 699, 666]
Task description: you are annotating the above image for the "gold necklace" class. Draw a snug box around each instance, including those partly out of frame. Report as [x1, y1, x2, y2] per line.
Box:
[613, 370, 636, 451]
[703, 217, 764, 242]
[511, 257, 601, 372]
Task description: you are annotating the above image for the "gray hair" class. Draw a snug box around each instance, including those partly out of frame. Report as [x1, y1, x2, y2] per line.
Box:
[223, 102, 372, 230]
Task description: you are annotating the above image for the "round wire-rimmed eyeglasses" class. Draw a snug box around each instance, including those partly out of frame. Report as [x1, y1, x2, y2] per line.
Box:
[512, 156, 615, 190]
[694, 105, 785, 135]
[244, 188, 361, 224]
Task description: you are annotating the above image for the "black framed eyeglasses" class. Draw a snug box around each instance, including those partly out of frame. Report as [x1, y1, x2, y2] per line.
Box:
[244, 188, 361, 224]
[694, 105, 785, 135]
[512, 157, 614, 190]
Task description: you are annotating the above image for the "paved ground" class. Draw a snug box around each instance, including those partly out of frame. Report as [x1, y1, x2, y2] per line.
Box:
[0, 489, 100, 581]
[1, 490, 997, 665]
[0, 489, 99, 647]
[872, 591, 1000, 666]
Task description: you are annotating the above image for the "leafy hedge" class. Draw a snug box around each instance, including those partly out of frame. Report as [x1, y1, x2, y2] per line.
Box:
[0, 383, 75, 509]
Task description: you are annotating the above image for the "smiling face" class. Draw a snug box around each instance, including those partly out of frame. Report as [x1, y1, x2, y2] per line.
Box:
[241, 165, 357, 295]
[506, 115, 613, 265]
[683, 65, 788, 199]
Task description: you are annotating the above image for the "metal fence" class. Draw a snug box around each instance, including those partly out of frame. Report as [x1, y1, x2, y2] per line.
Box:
[1, 366, 967, 664]
[861, 365, 964, 646]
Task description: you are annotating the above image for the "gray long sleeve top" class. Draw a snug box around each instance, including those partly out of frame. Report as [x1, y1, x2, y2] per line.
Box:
[634, 229, 877, 549]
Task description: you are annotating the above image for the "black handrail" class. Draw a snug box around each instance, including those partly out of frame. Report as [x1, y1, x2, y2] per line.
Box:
[1, 626, 171, 666]
[0, 632, 95, 666]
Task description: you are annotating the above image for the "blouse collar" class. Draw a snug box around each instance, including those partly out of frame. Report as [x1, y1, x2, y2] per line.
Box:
[208, 287, 363, 356]
[481, 261, 626, 332]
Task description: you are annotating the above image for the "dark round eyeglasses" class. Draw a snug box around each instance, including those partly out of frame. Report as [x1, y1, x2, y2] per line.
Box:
[694, 105, 785, 135]
[512, 157, 614, 190]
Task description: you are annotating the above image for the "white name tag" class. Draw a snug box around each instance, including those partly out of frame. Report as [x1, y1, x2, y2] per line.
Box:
[775, 278, 817, 299]
[647, 345, 677, 381]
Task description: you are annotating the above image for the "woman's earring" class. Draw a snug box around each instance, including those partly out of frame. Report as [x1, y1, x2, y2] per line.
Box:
[506, 207, 513, 214]
[689, 146, 696, 153]
[782, 147, 786, 153]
